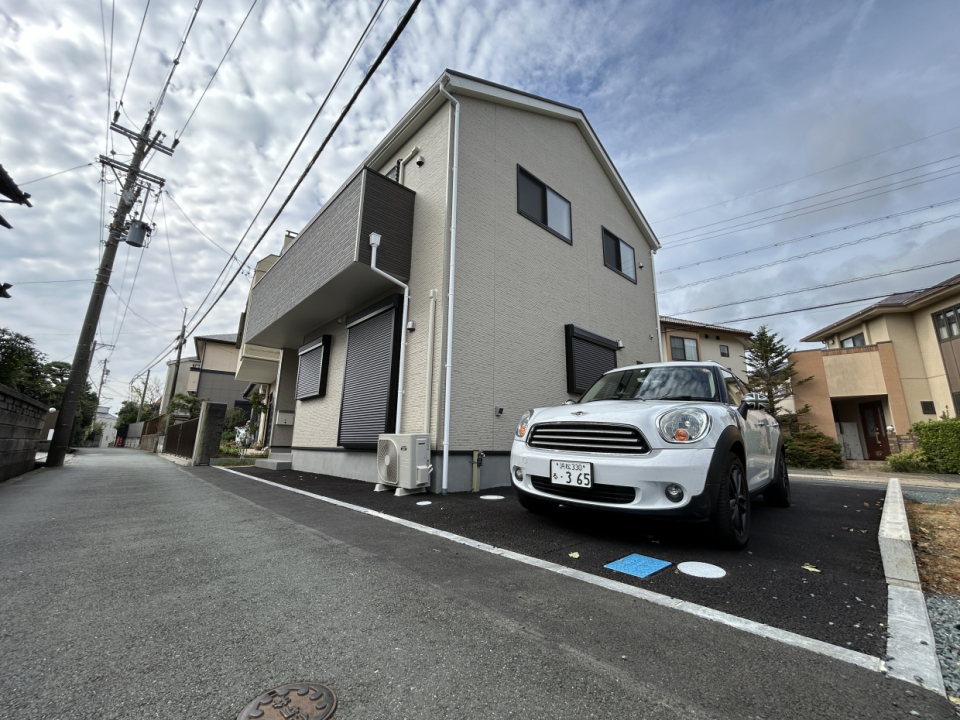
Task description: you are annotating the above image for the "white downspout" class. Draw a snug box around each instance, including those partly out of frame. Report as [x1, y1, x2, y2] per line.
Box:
[651, 248, 664, 362]
[424, 289, 438, 434]
[398, 145, 420, 186]
[439, 79, 460, 494]
[369, 232, 409, 434]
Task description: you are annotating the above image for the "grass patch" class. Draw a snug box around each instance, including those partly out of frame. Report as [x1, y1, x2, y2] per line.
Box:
[906, 498, 960, 597]
[214, 457, 257, 467]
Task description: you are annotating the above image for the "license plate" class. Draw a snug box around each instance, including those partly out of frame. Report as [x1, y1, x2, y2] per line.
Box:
[550, 460, 593, 488]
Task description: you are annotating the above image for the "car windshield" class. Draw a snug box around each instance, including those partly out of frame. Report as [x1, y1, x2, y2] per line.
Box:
[579, 365, 719, 403]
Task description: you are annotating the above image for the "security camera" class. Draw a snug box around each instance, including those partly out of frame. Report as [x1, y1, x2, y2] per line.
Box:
[415, 155, 425, 167]
[637, 262, 644, 269]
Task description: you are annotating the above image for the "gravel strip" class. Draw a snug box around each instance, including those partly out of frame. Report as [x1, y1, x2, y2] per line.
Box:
[925, 593, 960, 699]
[905, 490, 960, 505]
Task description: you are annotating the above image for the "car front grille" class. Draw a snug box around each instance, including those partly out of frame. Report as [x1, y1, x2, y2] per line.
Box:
[530, 475, 636, 504]
[527, 422, 649, 455]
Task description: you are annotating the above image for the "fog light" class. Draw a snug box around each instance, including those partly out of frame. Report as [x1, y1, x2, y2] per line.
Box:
[513, 466, 523, 482]
[665, 484, 684, 503]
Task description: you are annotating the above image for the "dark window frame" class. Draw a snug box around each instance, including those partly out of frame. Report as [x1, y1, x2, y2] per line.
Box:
[933, 306, 960, 341]
[516, 165, 573, 244]
[840, 332, 866, 348]
[669, 335, 699, 361]
[921, 400, 937, 415]
[601, 226, 637, 284]
[719, 344, 730, 357]
[565, 324, 620, 394]
[295, 335, 332, 400]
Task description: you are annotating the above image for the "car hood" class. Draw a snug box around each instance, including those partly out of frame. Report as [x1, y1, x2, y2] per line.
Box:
[530, 400, 693, 426]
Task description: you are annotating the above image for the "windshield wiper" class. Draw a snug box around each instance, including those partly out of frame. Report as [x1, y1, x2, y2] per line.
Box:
[652, 395, 711, 401]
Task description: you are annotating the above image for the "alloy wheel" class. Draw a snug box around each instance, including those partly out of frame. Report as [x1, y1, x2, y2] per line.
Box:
[728, 464, 748, 533]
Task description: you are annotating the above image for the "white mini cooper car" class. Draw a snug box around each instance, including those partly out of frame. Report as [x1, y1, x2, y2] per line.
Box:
[510, 361, 790, 549]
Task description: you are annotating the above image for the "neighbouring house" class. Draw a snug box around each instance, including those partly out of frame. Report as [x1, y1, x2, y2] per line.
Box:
[189, 333, 252, 420]
[790, 272, 960, 460]
[238, 70, 663, 492]
[93, 405, 117, 448]
[659, 316, 753, 378]
[159, 355, 199, 414]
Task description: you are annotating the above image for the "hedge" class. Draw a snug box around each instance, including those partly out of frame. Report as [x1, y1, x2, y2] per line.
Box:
[910, 417, 960, 474]
[784, 425, 844, 469]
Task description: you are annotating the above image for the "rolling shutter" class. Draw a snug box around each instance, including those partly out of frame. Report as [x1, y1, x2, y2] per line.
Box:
[338, 296, 402, 448]
[565, 324, 619, 394]
[296, 335, 331, 400]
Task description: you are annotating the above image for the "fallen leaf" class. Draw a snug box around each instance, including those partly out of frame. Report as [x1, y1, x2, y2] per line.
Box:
[569, 552, 580, 559]
[802, 564, 822, 572]
[860, 530, 868, 534]
[863, 503, 870, 507]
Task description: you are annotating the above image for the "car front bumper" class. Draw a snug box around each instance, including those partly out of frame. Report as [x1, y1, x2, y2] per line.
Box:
[510, 439, 717, 518]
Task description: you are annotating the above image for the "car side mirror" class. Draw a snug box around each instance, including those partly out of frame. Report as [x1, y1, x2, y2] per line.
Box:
[738, 401, 749, 419]
[563, 399, 576, 405]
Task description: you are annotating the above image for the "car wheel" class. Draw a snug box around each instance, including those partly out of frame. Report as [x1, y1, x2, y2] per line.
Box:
[516, 487, 554, 514]
[763, 449, 791, 507]
[710, 452, 750, 550]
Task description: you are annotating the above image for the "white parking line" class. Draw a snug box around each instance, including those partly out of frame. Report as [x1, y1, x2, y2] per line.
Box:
[215, 466, 883, 674]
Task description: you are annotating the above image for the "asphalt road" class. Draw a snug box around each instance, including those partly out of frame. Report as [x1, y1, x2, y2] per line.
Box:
[1, 449, 954, 720]
[223, 465, 889, 656]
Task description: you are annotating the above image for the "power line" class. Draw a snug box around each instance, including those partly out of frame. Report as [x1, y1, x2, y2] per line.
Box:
[653, 123, 960, 223]
[116, 0, 152, 115]
[177, 0, 391, 336]
[660, 167, 960, 251]
[672, 256, 960, 315]
[661, 154, 960, 240]
[154, 0, 204, 118]
[12, 279, 92, 285]
[110, 242, 132, 340]
[20, 162, 96, 186]
[106, 284, 177, 331]
[175, 0, 258, 142]
[163, 190, 252, 271]
[160, 193, 186, 306]
[657, 196, 960, 275]
[110, 245, 146, 349]
[658, 211, 960, 293]
[710, 289, 930, 326]
[184, 0, 419, 343]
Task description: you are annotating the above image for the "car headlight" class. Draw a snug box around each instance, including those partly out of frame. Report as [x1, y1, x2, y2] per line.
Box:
[658, 407, 710, 443]
[516, 410, 533, 439]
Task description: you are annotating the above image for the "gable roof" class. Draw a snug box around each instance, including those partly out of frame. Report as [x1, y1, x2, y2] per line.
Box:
[801, 272, 960, 342]
[660, 315, 753, 339]
[365, 69, 661, 252]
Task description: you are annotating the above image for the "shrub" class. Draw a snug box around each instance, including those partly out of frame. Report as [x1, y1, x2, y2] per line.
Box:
[887, 449, 936, 474]
[911, 417, 960, 474]
[784, 425, 844, 469]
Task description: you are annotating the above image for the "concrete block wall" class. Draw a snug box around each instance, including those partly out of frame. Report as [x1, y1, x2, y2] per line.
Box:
[0, 383, 48, 482]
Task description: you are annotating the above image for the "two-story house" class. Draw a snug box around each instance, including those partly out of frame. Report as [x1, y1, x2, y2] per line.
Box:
[790, 272, 960, 460]
[659, 316, 753, 377]
[239, 70, 663, 492]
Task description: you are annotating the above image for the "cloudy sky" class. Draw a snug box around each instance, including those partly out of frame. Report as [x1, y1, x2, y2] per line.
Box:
[2, 0, 959, 408]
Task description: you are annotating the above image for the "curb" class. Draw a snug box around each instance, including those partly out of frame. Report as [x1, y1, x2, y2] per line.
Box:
[880, 477, 946, 696]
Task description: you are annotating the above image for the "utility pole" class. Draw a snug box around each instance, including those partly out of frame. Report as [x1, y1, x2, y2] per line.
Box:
[162, 307, 188, 445]
[48, 110, 172, 467]
[136, 368, 151, 423]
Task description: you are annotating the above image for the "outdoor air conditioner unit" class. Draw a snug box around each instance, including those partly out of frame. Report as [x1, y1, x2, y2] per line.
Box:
[376, 433, 431, 495]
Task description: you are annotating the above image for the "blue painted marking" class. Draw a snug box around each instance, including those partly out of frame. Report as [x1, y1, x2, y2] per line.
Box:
[604, 553, 671, 579]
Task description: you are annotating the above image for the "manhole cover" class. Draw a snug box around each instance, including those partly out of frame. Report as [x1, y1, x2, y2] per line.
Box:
[677, 562, 726, 578]
[237, 682, 336, 720]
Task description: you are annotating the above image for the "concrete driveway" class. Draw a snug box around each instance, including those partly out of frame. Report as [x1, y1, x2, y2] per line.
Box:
[0, 449, 953, 719]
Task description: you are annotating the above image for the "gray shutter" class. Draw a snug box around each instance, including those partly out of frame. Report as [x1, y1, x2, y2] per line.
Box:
[296, 346, 324, 399]
[338, 308, 398, 447]
[565, 324, 619, 394]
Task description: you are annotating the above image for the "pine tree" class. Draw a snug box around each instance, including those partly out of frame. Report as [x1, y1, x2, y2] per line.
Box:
[744, 325, 810, 420]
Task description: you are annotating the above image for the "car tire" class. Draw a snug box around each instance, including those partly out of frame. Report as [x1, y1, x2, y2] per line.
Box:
[710, 452, 750, 550]
[763, 449, 791, 507]
[516, 487, 554, 514]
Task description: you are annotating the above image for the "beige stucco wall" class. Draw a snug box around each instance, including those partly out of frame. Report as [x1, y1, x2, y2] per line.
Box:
[291, 318, 349, 447]
[448, 95, 660, 452]
[200, 342, 239, 373]
[790, 349, 836, 441]
[915, 290, 960, 417]
[661, 328, 750, 377]
[822, 349, 886, 397]
[881, 313, 933, 425]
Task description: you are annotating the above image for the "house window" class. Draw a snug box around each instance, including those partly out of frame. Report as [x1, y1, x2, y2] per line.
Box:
[296, 335, 331, 400]
[669, 336, 699, 361]
[565, 324, 619, 394]
[840, 332, 866, 348]
[601, 227, 636, 282]
[939, 307, 960, 338]
[921, 401, 936, 415]
[720, 344, 730, 357]
[338, 295, 403, 448]
[517, 166, 572, 243]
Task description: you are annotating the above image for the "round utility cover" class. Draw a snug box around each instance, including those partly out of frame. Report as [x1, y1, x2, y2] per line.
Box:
[237, 683, 336, 720]
[416, 501, 432, 506]
[677, 562, 726, 578]
[479, 495, 505, 500]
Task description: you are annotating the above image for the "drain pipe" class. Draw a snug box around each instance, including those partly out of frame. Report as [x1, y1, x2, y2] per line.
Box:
[438, 78, 460, 494]
[398, 145, 420, 186]
[424, 289, 438, 434]
[369, 232, 409, 434]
